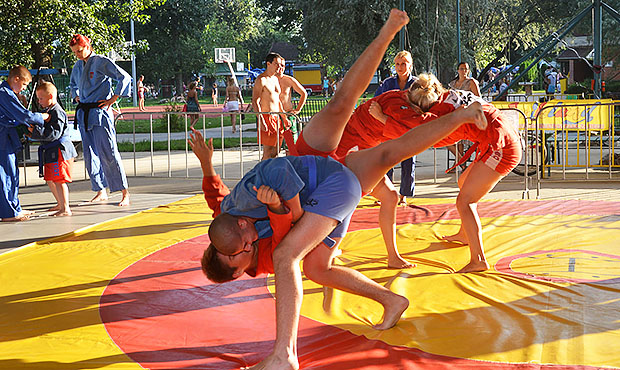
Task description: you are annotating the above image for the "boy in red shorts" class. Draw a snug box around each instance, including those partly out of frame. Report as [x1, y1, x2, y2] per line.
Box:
[30, 82, 78, 216]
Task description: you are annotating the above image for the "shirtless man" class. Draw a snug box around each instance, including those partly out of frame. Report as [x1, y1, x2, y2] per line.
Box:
[252, 53, 288, 160]
[277, 68, 307, 146]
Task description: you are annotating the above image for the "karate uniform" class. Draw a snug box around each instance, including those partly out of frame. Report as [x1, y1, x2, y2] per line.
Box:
[70, 54, 132, 192]
[0, 81, 44, 218]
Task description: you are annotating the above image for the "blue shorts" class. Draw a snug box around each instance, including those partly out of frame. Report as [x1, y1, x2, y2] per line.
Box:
[302, 165, 361, 244]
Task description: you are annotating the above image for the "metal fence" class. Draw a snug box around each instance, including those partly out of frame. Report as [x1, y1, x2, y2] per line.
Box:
[532, 100, 620, 197]
[19, 100, 618, 200]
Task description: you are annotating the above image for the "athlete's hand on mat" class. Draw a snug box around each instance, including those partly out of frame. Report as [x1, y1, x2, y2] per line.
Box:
[368, 101, 387, 124]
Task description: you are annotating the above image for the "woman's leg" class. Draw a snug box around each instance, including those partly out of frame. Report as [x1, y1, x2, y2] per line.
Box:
[300, 10, 410, 153]
[449, 161, 503, 273]
[370, 177, 414, 268]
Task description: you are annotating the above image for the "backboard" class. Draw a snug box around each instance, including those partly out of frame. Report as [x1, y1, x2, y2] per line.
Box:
[215, 48, 235, 63]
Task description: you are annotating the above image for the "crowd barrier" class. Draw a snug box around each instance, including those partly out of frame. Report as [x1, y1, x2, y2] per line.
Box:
[19, 100, 618, 201]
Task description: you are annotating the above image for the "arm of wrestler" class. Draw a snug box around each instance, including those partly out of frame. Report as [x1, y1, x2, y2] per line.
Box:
[189, 128, 229, 217]
[69, 61, 81, 103]
[252, 77, 267, 131]
[30, 109, 61, 141]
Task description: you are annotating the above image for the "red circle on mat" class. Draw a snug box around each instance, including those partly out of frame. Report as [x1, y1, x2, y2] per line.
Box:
[100, 200, 618, 369]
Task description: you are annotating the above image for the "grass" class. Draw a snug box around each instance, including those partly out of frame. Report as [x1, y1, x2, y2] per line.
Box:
[115, 116, 237, 134]
[117, 137, 258, 152]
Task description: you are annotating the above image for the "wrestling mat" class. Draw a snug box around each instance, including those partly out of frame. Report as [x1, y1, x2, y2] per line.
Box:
[1, 195, 619, 369]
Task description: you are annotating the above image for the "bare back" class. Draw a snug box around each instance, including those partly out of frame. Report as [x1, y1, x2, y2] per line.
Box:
[226, 84, 241, 102]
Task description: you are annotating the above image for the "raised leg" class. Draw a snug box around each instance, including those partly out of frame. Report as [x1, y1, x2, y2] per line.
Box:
[301, 9, 410, 153]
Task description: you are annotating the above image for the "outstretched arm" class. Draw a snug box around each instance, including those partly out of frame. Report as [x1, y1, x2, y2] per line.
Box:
[188, 128, 215, 176]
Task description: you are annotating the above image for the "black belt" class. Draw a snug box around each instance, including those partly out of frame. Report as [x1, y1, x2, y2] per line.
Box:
[75, 102, 101, 130]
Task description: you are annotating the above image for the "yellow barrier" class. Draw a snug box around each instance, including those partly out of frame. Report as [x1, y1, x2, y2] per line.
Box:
[492, 99, 614, 131]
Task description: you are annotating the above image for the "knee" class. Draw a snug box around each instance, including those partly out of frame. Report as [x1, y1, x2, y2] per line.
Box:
[323, 95, 350, 117]
[380, 188, 399, 208]
[302, 258, 329, 284]
[455, 192, 475, 211]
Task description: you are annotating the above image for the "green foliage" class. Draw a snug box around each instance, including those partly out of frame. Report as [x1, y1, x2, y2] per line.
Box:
[0, 0, 163, 68]
[162, 100, 185, 131]
[117, 137, 258, 152]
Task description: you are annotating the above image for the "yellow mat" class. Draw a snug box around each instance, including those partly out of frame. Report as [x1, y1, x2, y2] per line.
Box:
[1, 195, 619, 369]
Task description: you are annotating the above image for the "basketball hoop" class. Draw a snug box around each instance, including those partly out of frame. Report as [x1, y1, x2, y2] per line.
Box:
[215, 48, 235, 63]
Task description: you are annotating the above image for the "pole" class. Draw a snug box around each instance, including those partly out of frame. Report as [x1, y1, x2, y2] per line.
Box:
[399, 0, 405, 50]
[457, 0, 461, 63]
[593, 0, 602, 97]
[130, 0, 137, 107]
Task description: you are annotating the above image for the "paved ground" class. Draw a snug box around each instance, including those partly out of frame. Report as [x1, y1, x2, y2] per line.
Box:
[4, 105, 620, 254]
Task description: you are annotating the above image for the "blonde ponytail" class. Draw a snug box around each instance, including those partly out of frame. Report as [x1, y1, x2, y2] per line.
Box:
[408, 73, 446, 111]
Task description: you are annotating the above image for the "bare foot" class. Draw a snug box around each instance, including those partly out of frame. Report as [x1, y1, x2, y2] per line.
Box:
[53, 210, 72, 217]
[442, 229, 469, 244]
[244, 353, 298, 370]
[1, 213, 31, 222]
[397, 195, 407, 206]
[118, 190, 130, 207]
[373, 294, 409, 330]
[47, 205, 61, 212]
[457, 260, 490, 273]
[90, 190, 108, 202]
[387, 255, 416, 269]
[20, 209, 36, 216]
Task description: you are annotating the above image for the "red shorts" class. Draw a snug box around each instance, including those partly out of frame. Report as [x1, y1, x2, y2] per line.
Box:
[44, 150, 73, 183]
[294, 131, 347, 164]
[259, 114, 284, 147]
[478, 138, 522, 176]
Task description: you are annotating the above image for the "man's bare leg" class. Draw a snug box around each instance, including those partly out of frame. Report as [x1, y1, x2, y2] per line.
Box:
[301, 9, 410, 153]
[346, 103, 487, 194]
[248, 212, 340, 370]
[302, 238, 409, 329]
[90, 189, 108, 202]
[118, 189, 130, 207]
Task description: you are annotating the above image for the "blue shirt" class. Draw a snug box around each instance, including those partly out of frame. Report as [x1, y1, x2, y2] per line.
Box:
[374, 74, 417, 96]
[220, 155, 347, 238]
[29, 103, 78, 160]
[0, 81, 44, 153]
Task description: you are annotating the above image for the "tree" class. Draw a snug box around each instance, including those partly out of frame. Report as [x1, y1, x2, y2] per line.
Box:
[0, 0, 163, 69]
